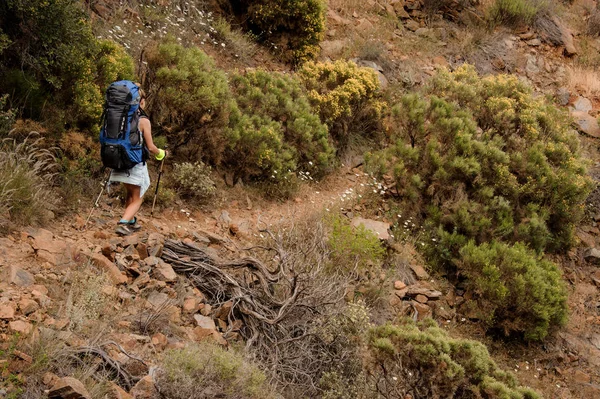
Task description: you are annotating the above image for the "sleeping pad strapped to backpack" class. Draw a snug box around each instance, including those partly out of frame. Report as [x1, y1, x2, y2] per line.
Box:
[99, 80, 148, 170]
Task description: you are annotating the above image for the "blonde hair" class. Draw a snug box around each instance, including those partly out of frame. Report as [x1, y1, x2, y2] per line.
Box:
[134, 82, 146, 100]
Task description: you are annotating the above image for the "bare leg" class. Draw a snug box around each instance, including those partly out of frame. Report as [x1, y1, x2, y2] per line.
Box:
[122, 184, 143, 221]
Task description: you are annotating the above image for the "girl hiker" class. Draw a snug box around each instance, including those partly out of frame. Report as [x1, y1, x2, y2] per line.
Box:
[105, 84, 166, 236]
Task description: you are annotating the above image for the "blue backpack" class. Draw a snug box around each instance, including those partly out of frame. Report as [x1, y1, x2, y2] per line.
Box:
[99, 80, 148, 170]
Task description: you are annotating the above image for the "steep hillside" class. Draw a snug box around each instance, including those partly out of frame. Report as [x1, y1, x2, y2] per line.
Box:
[2, 0, 600, 398]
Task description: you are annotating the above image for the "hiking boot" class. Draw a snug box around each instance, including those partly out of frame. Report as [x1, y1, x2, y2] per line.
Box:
[115, 225, 133, 236]
[127, 217, 142, 231]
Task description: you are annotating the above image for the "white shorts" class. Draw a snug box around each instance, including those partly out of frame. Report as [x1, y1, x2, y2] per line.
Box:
[109, 162, 151, 198]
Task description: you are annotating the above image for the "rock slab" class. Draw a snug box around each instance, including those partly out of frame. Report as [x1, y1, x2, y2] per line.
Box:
[48, 377, 92, 399]
[351, 217, 390, 240]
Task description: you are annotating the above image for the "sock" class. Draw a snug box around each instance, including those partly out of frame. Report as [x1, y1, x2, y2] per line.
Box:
[119, 218, 130, 224]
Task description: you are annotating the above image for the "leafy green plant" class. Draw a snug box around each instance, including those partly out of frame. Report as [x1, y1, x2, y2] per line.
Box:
[171, 161, 216, 200]
[366, 65, 592, 339]
[299, 60, 385, 149]
[365, 319, 541, 399]
[326, 213, 386, 276]
[234, 0, 326, 64]
[227, 69, 334, 185]
[0, 1, 133, 131]
[144, 39, 232, 164]
[458, 240, 567, 340]
[155, 343, 280, 399]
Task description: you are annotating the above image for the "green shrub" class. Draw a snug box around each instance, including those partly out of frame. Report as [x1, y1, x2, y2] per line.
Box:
[144, 39, 232, 164]
[326, 213, 386, 276]
[369, 65, 592, 254]
[171, 161, 216, 200]
[487, 0, 549, 27]
[227, 69, 334, 184]
[0, 1, 135, 131]
[365, 320, 540, 399]
[366, 65, 592, 339]
[235, 0, 326, 64]
[155, 343, 279, 399]
[299, 60, 385, 149]
[0, 135, 58, 227]
[458, 240, 567, 340]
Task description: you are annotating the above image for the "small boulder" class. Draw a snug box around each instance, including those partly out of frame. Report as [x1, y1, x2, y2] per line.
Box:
[405, 19, 420, 31]
[409, 263, 430, 280]
[182, 297, 198, 313]
[9, 320, 33, 334]
[574, 97, 593, 112]
[194, 314, 216, 330]
[584, 248, 600, 264]
[48, 377, 92, 399]
[0, 303, 16, 320]
[4, 265, 34, 287]
[129, 375, 157, 399]
[153, 260, 178, 282]
[351, 217, 390, 240]
[19, 298, 39, 315]
[82, 252, 128, 285]
[556, 87, 570, 106]
[571, 111, 600, 138]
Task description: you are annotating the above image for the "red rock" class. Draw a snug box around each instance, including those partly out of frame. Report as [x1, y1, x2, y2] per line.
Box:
[130, 375, 157, 399]
[85, 252, 128, 285]
[0, 303, 16, 319]
[194, 314, 216, 330]
[573, 369, 591, 384]
[136, 243, 148, 260]
[572, 110, 600, 138]
[94, 231, 109, 240]
[9, 320, 33, 334]
[407, 286, 442, 299]
[18, 298, 39, 315]
[153, 260, 178, 282]
[3, 265, 34, 287]
[413, 302, 431, 321]
[200, 303, 212, 316]
[13, 349, 32, 363]
[394, 280, 407, 290]
[43, 372, 60, 386]
[151, 332, 168, 349]
[409, 263, 429, 280]
[415, 294, 429, 304]
[107, 382, 134, 399]
[49, 376, 91, 399]
[215, 301, 233, 321]
[394, 288, 408, 299]
[182, 297, 198, 313]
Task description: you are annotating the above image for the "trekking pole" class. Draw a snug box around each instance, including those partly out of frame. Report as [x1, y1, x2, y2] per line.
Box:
[150, 156, 165, 219]
[82, 168, 111, 230]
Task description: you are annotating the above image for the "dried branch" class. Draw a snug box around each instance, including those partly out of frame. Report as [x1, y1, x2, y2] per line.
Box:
[161, 218, 355, 394]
